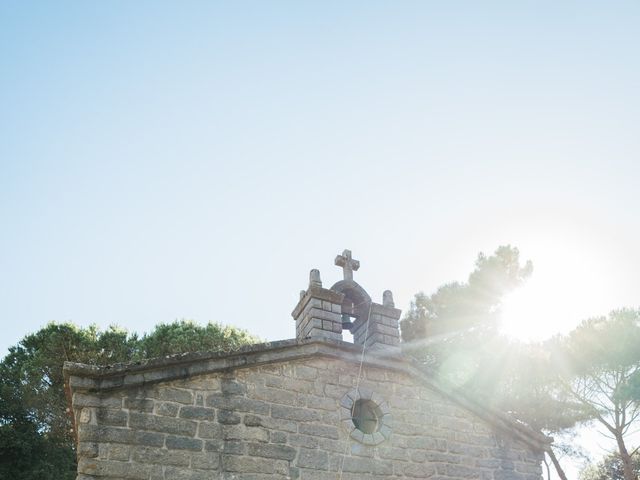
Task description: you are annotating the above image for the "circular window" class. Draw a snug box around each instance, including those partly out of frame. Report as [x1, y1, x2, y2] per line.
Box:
[339, 388, 392, 445]
[352, 399, 382, 434]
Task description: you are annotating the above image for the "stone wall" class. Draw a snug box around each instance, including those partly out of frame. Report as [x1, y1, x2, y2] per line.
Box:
[71, 356, 543, 480]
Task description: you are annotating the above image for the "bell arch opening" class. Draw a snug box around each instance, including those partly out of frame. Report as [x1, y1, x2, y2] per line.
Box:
[330, 280, 371, 340]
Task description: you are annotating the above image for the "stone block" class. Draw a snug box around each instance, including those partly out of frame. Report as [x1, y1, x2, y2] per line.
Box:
[381, 316, 399, 328]
[222, 454, 288, 474]
[74, 393, 121, 408]
[78, 458, 151, 479]
[197, 421, 221, 439]
[309, 307, 341, 322]
[252, 386, 297, 405]
[79, 425, 132, 444]
[222, 440, 245, 454]
[218, 410, 241, 425]
[246, 442, 297, 461]
[96, 408, 128, 427]
[296, 448, 329, 470]
[277, 377, 316, 394]
[132, 446, 190, 466]
[191, 452, 220, 470]
[494, 470, 527, 480]
[384, 334, 400, 345]
[292, 289, 344, 321]
[129, 412, 197, 436]
[305, 395, 336, 411]
[370, 322, 400, 337]
[180, 406, 216, 421]
[156, 402, 180, 417]
[371, 303, 402, 320]
[163, 466, 213, 480]
[288, 434, 319, 449]
[242, 414, 264, 427]
[206, 394, 269, 414]
[298, 423, 339, 439]
[271, 404, 321, 422]
[424, 451, 462, 464]
[406, 436, 439, 450]
[134, 430, 167, 447]
[271, 431, 287, 443]
[315, 437, 344, 454]
[476, 458, 501, 469]
[403, 462, 436, 477]
[257, 415, 298, 433]
[448, 441, 487, 457]
[221, 379, 246, 395]
[77, 442, 98, 458]
[166, 435, 203, 451]
[125, 398, 154, 412]
[108, 444, 131, 461]
[222, 424, 269, 443]
[409, 450, 426, 462]
[340, 456, 372, 473]
[156, 387, 194, 405]
[372, 460, 394, 475]
[289, 466, 301, 479]
[378, 446, 408, 461]
[306, 328, 342, 341]
[321, 320, 335, 331]
[446, 464, 487, 477]
[204, 439, 224, 452]
[350, 443, 374, 457]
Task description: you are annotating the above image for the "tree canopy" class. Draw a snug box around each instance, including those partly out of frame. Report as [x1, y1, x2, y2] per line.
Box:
[581, 452, 640, 480]
[550, 309, 640, 480]
[0, 320, 259, 480]
[400, 245, 532, 348]
[399, 246, 592, 480]
[400, 245, 640, 480]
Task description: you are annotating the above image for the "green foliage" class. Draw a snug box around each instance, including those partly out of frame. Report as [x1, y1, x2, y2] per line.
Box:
[478, 343, 589, 432]
[400, 248, 543, 416]
[0, 320, 258, 480]
[550, 309, 640, 480]
[400, 245, 534, 385]
[558, 308, 640, 379]
[398, 245, 587, 429]
[548, 309, 640, 432]
[581, 452, 640, 480]
[625, 370, 640, 403]
[401, 245, 532, 343]
[139, 321, 258, 358]
[0, 422, 76, 480]
[399, 246, 589, 480]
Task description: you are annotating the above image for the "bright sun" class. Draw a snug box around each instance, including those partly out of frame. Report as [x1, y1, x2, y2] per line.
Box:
[499, 282, 551, 342]
[498, 240, 617, 343]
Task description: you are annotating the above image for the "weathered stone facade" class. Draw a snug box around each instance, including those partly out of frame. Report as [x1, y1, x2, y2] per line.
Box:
[65, 251, 547, 480]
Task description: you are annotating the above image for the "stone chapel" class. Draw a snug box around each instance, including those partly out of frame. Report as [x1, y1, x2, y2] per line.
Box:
[64, 250, 549, 480]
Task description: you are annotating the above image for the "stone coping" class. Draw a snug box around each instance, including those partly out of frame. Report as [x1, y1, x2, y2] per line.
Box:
[63, 338, 406, 390]
[63, 337, 552, 451]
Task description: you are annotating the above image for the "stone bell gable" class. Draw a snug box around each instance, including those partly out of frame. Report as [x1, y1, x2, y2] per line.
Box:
[292, 249, 401, 351]
[64, 249, 549, 480]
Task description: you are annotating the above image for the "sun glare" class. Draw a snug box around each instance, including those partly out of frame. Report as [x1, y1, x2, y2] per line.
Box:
[499, 284, 549, 342]
[498, 239, 617, 343]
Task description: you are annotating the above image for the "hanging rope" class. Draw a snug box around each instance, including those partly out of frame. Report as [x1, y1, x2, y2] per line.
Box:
[336, 299, 373, 480]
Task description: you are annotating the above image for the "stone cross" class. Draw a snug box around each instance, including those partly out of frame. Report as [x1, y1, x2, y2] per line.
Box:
[335, 249, 360, 281]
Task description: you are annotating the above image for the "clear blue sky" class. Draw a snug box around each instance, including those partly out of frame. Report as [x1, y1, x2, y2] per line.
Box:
[1, 1, 638, 352]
